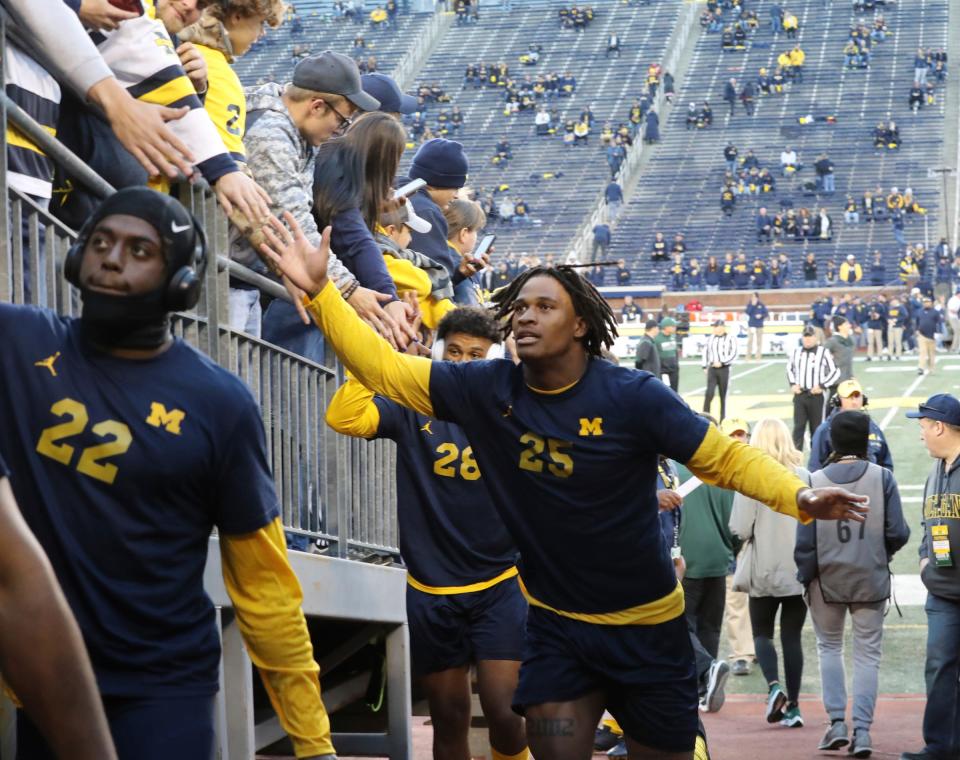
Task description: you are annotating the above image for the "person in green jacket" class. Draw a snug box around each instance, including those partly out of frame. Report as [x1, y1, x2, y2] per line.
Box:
[656, 316, 681, 391]
[679, 416, 747, 693]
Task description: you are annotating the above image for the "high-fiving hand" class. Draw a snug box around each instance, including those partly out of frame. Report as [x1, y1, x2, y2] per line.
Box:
[798, 487, 869, 522]
[259, 212, 331, 297]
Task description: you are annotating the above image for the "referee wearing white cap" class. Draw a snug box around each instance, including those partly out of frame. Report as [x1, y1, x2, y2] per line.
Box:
[788, 326, 841, 450]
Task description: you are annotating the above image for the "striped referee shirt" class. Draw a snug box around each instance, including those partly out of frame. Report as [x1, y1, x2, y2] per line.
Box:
[787, 345, 841, 390]
[701, 334, 738, 368]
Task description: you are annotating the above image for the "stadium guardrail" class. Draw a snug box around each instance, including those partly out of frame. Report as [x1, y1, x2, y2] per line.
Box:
[567, 0, 700, 264]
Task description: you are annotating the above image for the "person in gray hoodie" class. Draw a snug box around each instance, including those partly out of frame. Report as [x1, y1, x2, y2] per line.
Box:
[900, 394, 960, 760]
[730, 417, 809, 729]
[796, 411, 909, 757]
[231, 52, 411, 356]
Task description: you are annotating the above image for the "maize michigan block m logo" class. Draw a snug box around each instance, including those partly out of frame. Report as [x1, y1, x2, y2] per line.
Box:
[146, 403, 186, 435]
[578, 417, 603, 437]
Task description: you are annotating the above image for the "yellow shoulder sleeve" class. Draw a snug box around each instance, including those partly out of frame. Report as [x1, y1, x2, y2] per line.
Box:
[685, 424, 812, 523]
[305, 281, 434, 417]
[198, 45, 246, 161]
[325, 377, 381, 438]
[220, 518, 335, 758]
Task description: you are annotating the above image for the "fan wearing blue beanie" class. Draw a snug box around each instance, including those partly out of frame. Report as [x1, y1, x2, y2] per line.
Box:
[400, 138, 482, 305]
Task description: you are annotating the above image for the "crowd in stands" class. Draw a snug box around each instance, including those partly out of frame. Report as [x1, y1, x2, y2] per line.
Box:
[909, 47, 947, 113]
[558, 5, 595, 31]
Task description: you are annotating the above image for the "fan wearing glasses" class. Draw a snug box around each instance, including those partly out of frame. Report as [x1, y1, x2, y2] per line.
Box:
[231, 50, 417, 357]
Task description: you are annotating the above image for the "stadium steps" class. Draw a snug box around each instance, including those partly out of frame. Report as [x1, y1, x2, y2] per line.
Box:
[605, 0, 949, 288]
[232, 6, 435, 85]
[404, 0, 683, 258]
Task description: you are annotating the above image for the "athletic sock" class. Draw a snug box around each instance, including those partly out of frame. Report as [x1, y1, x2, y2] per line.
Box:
[492, 748, 530, 760]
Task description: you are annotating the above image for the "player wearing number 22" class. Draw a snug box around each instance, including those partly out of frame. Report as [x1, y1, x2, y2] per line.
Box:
[326, 306, 529, 760]
[261, 210, 868, 760]
[0, 189, 334, 760]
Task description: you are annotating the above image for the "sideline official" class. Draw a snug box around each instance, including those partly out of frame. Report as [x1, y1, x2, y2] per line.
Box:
[702, 319, 738, 421]
[788, 327, 840, 450]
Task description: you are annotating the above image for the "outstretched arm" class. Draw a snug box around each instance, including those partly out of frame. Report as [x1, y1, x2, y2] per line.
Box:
[261, 213, 434, 417]
[0, 477, 117, 760]
[686, 424, 868, 523]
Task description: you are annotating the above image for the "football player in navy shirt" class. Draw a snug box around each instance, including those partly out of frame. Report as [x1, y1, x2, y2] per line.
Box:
[326, 306, 528, 760]
[263, 212, 868, 760]
[0, 454, 116, 760]
[0, 189, 334, 760]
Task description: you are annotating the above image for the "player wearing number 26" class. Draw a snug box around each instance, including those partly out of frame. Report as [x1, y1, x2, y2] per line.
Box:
[0, 189, 335, 760]
[326, 306, 530, 760]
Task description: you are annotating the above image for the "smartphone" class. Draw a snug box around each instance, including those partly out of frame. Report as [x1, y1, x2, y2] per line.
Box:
[108, 0, 144, 14]
[473, 234, 496, 262]
[392, 178, 426, 200]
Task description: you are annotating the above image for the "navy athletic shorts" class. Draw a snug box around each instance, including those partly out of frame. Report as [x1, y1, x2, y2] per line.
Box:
[512, 607, 699, 754]
[16, 694, 216, 760]
[407, 575, 527, 675]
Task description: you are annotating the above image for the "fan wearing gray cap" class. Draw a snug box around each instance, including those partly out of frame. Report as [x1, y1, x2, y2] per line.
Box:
[232, 51, 414, 360]
[901, 394, 960, 760]
[1, 188, 337, 760]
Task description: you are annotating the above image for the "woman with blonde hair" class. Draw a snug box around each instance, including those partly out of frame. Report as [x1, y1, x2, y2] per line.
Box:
[730, 417, 809, 728]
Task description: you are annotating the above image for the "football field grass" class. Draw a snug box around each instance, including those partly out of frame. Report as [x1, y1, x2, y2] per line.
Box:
[672, 352, 960, 696]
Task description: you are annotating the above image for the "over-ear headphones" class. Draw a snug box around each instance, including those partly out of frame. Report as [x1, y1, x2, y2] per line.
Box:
[831, 392, 869, 409]
[431, 338, 505, 361]
[64, 208, 207, 312]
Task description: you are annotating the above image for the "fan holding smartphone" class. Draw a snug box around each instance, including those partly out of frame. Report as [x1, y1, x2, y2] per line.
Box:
[444, 199, 493, 284]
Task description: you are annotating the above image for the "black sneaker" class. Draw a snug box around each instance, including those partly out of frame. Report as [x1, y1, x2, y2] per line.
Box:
[701, 660, 730, 713]
[594, 726, 620, 752]
[731, 658, 751, 676]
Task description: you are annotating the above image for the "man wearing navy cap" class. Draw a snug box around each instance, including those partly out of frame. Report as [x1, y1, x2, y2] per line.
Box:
[361, 73, 418, 118]
[901, 394, 960, 760]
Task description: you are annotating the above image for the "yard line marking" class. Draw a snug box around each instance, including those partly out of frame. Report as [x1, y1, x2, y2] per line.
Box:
[685, 360, 776, 397]
[892, 574, 927, 606]
[899, 484, 924, 490]
[901, 496, 923, 503]
[880, 372, 927, 431]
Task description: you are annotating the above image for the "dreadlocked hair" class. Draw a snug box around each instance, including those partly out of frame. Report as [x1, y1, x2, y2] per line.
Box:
[490, 266, 618, 357]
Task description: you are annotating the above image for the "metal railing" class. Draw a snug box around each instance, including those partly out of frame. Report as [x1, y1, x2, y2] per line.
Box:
[1, 30, 400, 561]
[568, 0, 701, 263]
[392, 7, 454, 91]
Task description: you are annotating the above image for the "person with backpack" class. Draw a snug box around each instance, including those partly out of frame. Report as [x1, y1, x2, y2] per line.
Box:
[796, 411, 910, 757]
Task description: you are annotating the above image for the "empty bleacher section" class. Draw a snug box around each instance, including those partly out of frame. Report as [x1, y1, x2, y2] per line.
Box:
[405, 0, 683, 258]
[607, 0, 949, 289]
[232, 0, 436, 86]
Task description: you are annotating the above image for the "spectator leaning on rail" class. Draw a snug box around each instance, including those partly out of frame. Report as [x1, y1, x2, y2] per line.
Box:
[900, 395, 960, 760]
[231, 52, 412, 355]
[400, 138, 483, 305]
[796, 411, 909, 757]
[53, 0, 271, 232]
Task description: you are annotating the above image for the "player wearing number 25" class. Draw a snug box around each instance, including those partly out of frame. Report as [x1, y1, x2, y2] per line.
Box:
[0, 189, 335, 760]
[260, 209, 868, 760]
[326, 306, 529, 760]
